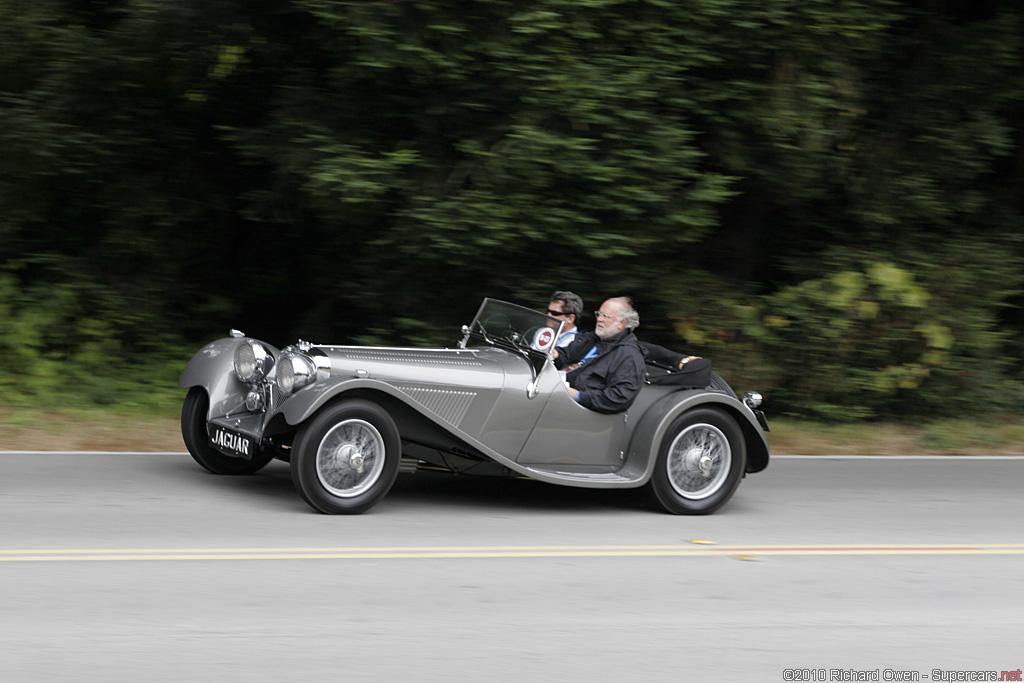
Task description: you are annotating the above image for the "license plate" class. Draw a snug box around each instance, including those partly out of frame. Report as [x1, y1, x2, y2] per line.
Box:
[209, 426, 254, 459]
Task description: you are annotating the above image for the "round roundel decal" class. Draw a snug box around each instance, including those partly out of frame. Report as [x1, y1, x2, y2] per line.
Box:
[531, 327, 556, 352]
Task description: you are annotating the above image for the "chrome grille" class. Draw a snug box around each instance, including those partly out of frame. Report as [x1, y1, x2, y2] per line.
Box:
[270, 383, 287, 410]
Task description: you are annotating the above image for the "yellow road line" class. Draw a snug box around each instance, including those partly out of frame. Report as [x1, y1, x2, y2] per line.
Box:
[0, 544, 1022, 562]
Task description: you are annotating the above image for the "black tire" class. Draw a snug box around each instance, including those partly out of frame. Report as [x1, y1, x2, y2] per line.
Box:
[181, 387, 275, 475]
[290, 399, 401, 514]
[649, 406, 747, 515]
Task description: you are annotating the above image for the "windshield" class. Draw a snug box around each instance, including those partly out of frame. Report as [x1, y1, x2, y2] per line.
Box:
[459, 298, 564, 358]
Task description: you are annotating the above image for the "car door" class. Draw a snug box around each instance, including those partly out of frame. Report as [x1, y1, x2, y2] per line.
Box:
[515, 362, 628, 467]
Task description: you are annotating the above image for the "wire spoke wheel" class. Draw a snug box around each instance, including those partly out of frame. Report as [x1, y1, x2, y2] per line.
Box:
[292, 399, 401, 514]
[315, 419, 386, 498]
[650, 407, 746, 515]
[666, 423, 731, 500]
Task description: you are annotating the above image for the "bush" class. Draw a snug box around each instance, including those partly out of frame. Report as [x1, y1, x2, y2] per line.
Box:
[758, 261, 953, 419]
[0, 259, 187, 412]
[658, 249, 1021, 420]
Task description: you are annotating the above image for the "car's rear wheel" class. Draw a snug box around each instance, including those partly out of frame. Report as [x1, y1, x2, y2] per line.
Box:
[290, 399, 401, 514]
[649, 406, 747, 515]
[181, 387, 275, 475]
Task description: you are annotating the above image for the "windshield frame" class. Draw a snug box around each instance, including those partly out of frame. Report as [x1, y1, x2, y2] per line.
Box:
[458, 298, 564, 363]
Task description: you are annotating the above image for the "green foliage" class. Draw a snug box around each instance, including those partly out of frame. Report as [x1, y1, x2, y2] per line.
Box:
[0, 0, 1022, 419]
[234, 0, 743, 334]
[662, 245, 1024, 420]
[760, 260, 957, 419]
[0, 260, 187, 411]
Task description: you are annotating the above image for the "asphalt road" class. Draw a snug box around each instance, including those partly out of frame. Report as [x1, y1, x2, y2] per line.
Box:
[1, 452, 1022, 683]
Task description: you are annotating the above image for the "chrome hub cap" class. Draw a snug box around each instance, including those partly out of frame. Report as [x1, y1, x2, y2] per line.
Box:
[698, 452, 715, 475]
[350, 451, 365, 469]
[666, 423, 732, 500]
[336, 445, 365, 470]
[316, 419, 385, 498]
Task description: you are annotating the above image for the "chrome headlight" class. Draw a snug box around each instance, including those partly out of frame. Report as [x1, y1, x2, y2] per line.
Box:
[276, 352, 318, 394]
[234, 339, 274, 383]
[743, 391, 763, 409]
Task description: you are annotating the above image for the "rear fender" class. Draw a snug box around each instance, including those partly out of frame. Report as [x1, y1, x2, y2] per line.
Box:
[623, 392, 770, 483]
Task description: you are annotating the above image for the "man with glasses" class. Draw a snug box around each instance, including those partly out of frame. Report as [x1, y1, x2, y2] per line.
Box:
[553, 296, 646, 414]
[546, 291, 583, 348]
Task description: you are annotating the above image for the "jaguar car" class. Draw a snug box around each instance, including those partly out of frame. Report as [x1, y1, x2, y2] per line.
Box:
[179, 298, 770, 514]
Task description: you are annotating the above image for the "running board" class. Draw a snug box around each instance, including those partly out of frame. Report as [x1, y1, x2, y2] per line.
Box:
[517, 466, 639, 487]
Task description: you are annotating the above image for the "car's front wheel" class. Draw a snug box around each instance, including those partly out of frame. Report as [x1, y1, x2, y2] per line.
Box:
[649, 406, 747, 515]
[290, 399, 401, 514]
[181, 387, 276, 475]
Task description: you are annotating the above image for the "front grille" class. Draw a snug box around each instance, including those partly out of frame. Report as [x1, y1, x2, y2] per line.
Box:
[270, 383, 287, 411]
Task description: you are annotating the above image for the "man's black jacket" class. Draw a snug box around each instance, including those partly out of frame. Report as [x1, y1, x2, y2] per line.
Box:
[554, 329, 645, 414]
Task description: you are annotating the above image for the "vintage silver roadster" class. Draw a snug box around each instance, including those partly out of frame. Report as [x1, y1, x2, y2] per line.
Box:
[179, 298, 770, 514]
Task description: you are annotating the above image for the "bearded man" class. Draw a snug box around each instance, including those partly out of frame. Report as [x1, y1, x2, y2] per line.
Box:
[553, 296, 645, 414]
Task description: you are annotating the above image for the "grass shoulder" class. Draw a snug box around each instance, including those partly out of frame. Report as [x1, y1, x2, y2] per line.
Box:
[768, 417, 1024, 455]
[0, 405, 185, 452]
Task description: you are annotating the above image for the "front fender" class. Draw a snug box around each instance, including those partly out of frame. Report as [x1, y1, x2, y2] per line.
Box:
[178, 337, 279, 420]
[623, 391, 770, 484]
[270, 377, 510, 463]
[275, 376, 434, 428]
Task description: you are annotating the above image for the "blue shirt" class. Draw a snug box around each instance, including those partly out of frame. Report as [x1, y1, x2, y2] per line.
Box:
[556, 328, 577, 348]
